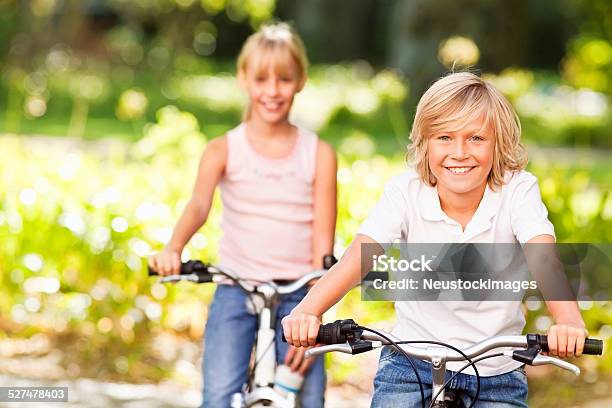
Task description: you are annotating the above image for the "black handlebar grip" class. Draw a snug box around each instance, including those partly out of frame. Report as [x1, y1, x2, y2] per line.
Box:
[281, 319, 358, 344]
[583, 338, 604, 355]
[281, 323, 337, 344]
[539, 335, 603, 355]
[148, 260, 208, 276]
[315, 323, 335, 344]
[148, 265, 158, 276]
[323, 255, 338, 270]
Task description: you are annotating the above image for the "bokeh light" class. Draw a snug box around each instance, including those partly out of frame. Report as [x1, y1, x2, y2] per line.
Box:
[438, 36, 480, 68]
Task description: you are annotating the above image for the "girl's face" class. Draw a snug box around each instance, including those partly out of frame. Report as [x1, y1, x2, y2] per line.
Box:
[239, 52, 304, 125]
[427, 117, 495, 198]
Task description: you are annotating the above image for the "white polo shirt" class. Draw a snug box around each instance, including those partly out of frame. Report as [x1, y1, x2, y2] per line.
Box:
[358, 169, 555, 376]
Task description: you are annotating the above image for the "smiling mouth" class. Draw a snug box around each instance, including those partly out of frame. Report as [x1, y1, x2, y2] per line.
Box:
[262, 101, 283, 111]
[444, 166, 476, 174]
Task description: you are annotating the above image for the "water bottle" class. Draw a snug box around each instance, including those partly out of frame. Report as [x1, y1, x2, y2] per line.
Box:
[273, 364, 304, 397]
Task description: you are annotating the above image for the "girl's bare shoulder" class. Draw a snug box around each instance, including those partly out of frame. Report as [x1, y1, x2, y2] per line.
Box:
[206, 134, 228, 151]
[316, 139, 335, 156]
[200, 134, 228, 168]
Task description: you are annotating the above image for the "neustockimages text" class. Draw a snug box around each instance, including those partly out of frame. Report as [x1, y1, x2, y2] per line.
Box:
[371, 254, 538, 293]
[371, 278, 537, 293]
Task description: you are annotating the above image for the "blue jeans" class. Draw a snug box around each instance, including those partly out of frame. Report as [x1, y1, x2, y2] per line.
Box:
[371, 346, 528, 408]
[201, 285, 326, 408]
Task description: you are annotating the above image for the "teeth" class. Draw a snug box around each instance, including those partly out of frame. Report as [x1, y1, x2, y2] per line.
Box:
[447, 167, 472, 174]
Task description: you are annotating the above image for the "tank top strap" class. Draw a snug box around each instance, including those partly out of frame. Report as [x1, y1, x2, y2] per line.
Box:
[224, 123, 249, 176]
[296, 126, 319, 184]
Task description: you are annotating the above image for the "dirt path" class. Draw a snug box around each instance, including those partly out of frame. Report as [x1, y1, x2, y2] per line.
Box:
[2, 374, 611, 408]
[0, 375, 371, 408]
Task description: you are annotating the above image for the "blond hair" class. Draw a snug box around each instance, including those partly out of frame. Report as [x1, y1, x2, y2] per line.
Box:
[408, 72, 527, 189]
[237, 22, 308, 119]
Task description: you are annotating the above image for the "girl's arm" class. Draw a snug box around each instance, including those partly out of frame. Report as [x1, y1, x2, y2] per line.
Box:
[311, 140, 337, 268]
[282, 234, 382, 347]
[284, 140, 337, 373]
[528, 234, 588, 358]
[148, 136, 227, 275]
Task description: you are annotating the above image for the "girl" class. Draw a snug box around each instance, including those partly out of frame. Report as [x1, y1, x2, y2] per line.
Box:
[149, 23, 337, 408]
[282, 72, 587, 407]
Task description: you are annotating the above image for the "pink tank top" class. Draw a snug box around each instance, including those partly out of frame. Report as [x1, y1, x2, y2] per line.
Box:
[218, 123, 318, 281]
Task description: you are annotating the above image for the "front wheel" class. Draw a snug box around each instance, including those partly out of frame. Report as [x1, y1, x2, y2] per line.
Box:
[431, 391, 466, 408]
[230, 392, 245, 408]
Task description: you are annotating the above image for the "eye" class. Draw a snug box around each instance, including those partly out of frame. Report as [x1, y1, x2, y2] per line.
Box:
[437, 135, 451, 141]
[470, 135, 485, 141]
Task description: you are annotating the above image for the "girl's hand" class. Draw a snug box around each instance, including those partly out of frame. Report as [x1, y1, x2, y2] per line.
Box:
[546, 323, 589, 358]
[281, 311, 321, 348]
[284, 345, 316, 376]
[148, 249, 181, 276]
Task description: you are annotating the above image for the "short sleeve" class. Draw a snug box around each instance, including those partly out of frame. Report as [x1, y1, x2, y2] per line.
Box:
[357, 178, 408, 244]
[510, 173, 555, 243]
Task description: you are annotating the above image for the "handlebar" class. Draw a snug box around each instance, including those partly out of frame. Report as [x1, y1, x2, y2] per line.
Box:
[289, 319, 603, 363]
[148, 255, 337, 295]
[148, 260, 215, 282]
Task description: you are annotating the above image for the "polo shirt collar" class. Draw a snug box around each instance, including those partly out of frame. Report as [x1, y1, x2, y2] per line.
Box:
[419, 182, 502, 231]
[420, 183, 446, 222]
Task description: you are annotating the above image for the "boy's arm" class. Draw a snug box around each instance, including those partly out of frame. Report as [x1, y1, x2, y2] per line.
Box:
[527, 234, 588, 358]
[149, 136, 227, 275]
[311, 140, 337, 268]
[282, 234, 383, 347]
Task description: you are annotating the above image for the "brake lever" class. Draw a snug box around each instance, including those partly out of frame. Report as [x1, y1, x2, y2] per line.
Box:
[305, 343, 353, 358]
[159, 273, 199, 283]
[531, 354, 581, 375]
[305, 340, 383, 358]
[503, 350, 580, 376]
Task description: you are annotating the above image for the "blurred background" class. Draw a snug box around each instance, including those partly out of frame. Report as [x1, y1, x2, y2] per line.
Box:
[0, 0, 611, 406]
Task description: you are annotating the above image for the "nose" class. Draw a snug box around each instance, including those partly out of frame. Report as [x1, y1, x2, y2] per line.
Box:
[450, 139, 468, 159]
[265, 79, 279, 96]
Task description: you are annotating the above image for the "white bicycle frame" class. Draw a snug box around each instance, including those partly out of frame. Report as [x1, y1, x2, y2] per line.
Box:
[159, 266, 327, 408]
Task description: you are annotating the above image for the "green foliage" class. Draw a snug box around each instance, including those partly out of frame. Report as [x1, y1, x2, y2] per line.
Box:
[0, 107, 215, 379]
[0, 56, 411, 151]
[486, 69, 612, 147]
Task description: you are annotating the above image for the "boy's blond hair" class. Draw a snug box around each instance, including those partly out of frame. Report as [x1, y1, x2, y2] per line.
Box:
[237, 22, 308, 119]
[408, 72, 527, 189]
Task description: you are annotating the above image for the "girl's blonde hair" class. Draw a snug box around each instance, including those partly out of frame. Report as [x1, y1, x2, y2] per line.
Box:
[237, 22, 308, 119]
[408, 72, 527, 189]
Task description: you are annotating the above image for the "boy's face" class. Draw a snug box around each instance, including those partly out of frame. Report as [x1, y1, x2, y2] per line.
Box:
[239, 53, 304, 125]
[427, 116, 495, 197]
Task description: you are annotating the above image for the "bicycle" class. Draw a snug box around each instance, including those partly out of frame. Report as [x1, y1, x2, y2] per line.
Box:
[290, 319, 604, 408]
[148, 256, 336, 408]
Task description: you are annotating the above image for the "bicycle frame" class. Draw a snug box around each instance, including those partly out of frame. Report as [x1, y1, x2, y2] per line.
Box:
[157, 263, 327, 408]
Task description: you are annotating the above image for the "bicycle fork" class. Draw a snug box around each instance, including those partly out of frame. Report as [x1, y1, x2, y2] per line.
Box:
[429, 347, 451, 405]
[254, 305, 276, 387]
[430, 347, 449, 404]
[235, 286, 299, 408]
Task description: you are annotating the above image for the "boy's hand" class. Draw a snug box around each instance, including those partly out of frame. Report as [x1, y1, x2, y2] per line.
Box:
[546, 323, 589, 358]
[148, 249, 181, 276]
[281, 311, 321, 348]
[284, 345, 316, 376]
